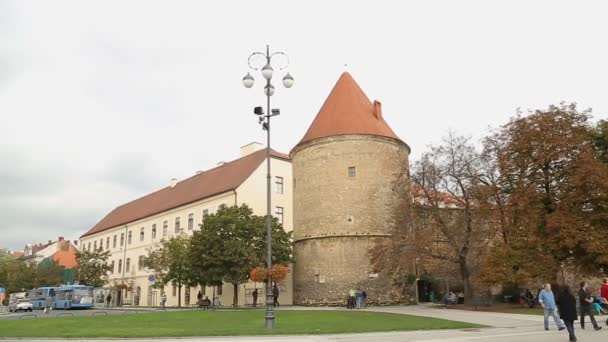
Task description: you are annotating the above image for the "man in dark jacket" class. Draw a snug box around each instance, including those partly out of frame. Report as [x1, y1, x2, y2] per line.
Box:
[272, 283, 279, 307]
[557, 285, 578, 342]
[578, 282, 602, 331]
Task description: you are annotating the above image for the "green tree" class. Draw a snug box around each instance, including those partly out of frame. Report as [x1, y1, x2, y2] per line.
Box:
[34, 258, 64, 287]
[190, 204, 292, 307]
[75, 249, 111, 287]
[593, 119, 608, 162]
[143, 234, 192, 307]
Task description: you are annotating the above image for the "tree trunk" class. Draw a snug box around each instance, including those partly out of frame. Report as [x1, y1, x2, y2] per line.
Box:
[459, 257, 474, 304]
[177, 284, 182, 307]
[232, 283, 238, 307]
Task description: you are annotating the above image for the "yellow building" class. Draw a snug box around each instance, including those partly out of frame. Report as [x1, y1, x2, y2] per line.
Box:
[80, 143, 293, 307]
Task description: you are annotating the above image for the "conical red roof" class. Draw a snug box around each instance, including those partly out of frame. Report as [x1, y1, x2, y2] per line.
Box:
[295, 72, 402, 147]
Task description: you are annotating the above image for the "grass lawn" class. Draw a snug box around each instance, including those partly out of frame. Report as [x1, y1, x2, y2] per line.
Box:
[0, 310, 483, 338]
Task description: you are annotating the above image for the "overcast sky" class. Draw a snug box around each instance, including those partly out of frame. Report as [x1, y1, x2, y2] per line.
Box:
[1, 0, 606, 251]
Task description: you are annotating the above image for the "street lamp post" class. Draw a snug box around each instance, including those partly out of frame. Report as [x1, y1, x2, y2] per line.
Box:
[242, 45, 294, 330]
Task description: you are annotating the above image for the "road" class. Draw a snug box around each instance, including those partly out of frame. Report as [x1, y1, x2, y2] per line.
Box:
[0, 305, 607, 341]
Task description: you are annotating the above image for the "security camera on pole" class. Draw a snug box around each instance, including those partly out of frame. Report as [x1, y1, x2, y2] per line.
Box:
[242, 45, 294, 329]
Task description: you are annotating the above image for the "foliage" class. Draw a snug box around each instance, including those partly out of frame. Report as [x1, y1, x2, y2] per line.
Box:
[143, 234, 192, 307]
[249, 264, 289, 283]
[75, 249, 111, 287]
[373, 132, 492, 303]
[0, 310, 482, 338]
[0, 256, 65, 293]
[190, 204, 292, 307]
[593, 119, 608, 162]
[478, 103, 608, 284]
[249, 266, 267, 283]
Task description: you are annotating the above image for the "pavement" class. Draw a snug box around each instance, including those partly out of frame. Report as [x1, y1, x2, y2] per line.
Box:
[0, 305, 607, 341]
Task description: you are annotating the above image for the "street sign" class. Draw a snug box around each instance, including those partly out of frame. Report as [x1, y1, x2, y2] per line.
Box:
[148, 275, 155, 282]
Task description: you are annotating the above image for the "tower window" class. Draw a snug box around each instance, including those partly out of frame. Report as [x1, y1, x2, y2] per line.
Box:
[348, 166, 356, 177]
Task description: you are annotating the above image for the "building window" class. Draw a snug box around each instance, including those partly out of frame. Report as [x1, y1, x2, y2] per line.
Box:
[100, 239, 104, 251]
[140, 227, 145, 242]
[217, 285, 223, 295]
[172, 285, 177, 297]
[118, 259, 122, 274]
[275, 176, 284, 194]
[127, 231, 132, 245]
[163, 221, 168, 236]
[106, 237, 110, 250]
[175, 217, 181, 233]
[138, 256, 144, 270]
[202, 209, 209, 223]
[110, 260, 115, 274]
[188, 213, 194, 230]
[125, 258, 130, 273]
[152, 224, 157, 239]
[93, 241, 97, 251]
[120, 233, 124, 247]
[348, 166, 356, 177]
[113, 235, 117, 248]
[87, 242, 91, 252]
[185, 286, 190, 305]
[275, 207, 284, 225]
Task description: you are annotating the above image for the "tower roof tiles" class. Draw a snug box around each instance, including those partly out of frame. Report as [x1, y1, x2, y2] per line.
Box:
[294, 72, 403, 149]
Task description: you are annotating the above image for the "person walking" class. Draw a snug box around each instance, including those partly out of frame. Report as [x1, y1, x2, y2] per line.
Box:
[272, 283, 279, 307]
[578, 281, 602, 331]
[601, 277, 608, 326]
[557, 285, 578, 342]
[361, 290, 367, 308]
[105, 293, 112, 308]
[355, 288, 363, 309]
[161, 293, 167, 310]
[252, 289, 258, 308]
[538, 283, 565, 331]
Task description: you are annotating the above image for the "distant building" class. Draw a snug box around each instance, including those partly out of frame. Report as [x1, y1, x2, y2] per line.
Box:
[80, 145, 293, 307]
[21, 237, 78, 267]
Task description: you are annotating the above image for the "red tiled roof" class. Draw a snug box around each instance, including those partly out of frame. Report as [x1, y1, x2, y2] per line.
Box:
[52, 250, 78, 269]
[81, 149, 289, 238]
[294, 72, 403, 149]
[11, 251, 24, 258]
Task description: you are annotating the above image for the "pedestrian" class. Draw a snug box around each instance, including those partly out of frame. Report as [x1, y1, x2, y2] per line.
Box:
[538, 283, 565, 331]
[197, 290, 202, 302]
[601, 277, 608, 326]
[106, 293, 112, 308]
[556, 285, 578, 342]
[355, 288, 363, 309]
[272, 283, 279, 307]
[361, 290, 367, 308]
[252, 289, 258, 308]
[578, 281, 602, 331]
[161, 293, 167, 310]
[348, 288, 356, 309]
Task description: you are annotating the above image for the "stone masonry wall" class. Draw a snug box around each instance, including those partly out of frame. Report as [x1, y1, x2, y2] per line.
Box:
[292, 135, 410, 305]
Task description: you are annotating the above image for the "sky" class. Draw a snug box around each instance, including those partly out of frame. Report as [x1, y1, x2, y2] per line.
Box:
[1, 0, 607, 251]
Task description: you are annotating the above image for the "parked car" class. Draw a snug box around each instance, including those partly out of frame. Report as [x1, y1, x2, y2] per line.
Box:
[9, 299, 33, 312]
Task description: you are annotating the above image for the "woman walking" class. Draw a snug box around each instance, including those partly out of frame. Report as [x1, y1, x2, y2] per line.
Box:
[557, 285, 578, 342]
[578, 281, 602, 331]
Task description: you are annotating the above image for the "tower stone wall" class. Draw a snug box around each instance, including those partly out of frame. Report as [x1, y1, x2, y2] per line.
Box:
[292, 135, 409, 305]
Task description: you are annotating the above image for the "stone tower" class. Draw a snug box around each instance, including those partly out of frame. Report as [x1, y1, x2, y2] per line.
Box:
[291, 72, 410, 305]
